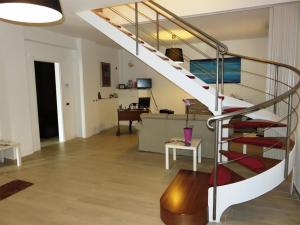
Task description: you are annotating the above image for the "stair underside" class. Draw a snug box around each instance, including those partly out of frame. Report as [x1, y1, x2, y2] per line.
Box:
[223, 119, 286, 129]
[220, 150, 280, 173]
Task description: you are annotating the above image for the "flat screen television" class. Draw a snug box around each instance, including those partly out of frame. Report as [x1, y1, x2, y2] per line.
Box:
[190, 57, 241, 84]
[136, 78, 152, 89]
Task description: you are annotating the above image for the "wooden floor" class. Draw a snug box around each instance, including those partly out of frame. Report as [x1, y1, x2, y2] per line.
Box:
[0, 127, 299, 225]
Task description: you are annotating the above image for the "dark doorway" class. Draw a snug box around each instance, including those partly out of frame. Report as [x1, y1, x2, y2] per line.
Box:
[34, 61, 59, 140]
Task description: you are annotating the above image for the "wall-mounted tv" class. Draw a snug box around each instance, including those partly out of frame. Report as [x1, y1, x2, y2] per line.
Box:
[137, 78, 152, 89]
[190, 57, 241, 84]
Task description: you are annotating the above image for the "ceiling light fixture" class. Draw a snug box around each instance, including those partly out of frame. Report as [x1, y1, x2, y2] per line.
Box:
[165, 34, 184, 63]
[0, 0, 63, 24]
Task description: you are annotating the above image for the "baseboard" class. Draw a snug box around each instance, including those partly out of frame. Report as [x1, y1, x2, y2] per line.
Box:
[294, 184, 300, 198]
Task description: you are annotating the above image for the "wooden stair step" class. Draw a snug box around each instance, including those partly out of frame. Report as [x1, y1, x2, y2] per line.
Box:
[224, 137, 292, 149]
[220, 150, 280, 173]
[222, 107, 246, 113]
[96, 13, 111, 22]
[121, 30, 133, 36]
[130, 37, 145, 44]
[144, 46, 157, 52]
[160, 170, 210, 225]
[186, 75, 195, 79]
[202, 85, 209, 90]
[110, 22, 122, 29]
[218, 96, 225, 100]
[158, 55, 170, 61]
[173, 65, 182, 70]
[223, 119, 286, 129]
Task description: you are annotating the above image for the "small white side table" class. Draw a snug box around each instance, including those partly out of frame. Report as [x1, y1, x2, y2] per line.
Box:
[0, 141, 21, 167]
[165, 138, 202, 171]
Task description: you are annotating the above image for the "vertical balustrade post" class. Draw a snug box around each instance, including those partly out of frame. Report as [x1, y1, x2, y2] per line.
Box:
[135, 2, 139, 55]
[273, 65, 279, 114]
[156, 12, 160, 50]
[284, 94, 292, 178]
[213, 119, 220, 221]
[215, 46, 220, 111]
[221, 53, 224, 94]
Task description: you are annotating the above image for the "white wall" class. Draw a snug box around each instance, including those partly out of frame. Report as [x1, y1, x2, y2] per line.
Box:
[118, 37, 268, 114]
[80, 39, 119, 137]
[184, 37, 268, 104]
[0, 23, 33, 157]
[24, 28, 81, 151]
[0, 22, 122, 156]
[0, 25, 84, 157]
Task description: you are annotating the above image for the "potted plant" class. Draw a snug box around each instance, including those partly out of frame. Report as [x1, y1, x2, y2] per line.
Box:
[183, 99, 193, 145]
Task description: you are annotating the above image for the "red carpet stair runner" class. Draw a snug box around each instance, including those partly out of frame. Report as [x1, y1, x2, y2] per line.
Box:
[160, 115, 292, 225]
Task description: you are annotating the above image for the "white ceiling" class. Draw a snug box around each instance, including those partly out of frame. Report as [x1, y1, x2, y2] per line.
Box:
[45, 0, 298, 47]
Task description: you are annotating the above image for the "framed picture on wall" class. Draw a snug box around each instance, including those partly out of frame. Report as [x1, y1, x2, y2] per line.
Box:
[101, 62, 111, 87]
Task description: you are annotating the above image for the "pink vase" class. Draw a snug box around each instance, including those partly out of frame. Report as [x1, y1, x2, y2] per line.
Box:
[183, 127, 193, 144]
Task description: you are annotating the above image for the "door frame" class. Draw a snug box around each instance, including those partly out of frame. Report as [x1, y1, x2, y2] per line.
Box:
[27, 56, 65, 151]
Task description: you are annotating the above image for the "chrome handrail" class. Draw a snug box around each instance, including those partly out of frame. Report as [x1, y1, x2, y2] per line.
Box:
[207, 52, 300, 129]
[143, 0, 228, 53]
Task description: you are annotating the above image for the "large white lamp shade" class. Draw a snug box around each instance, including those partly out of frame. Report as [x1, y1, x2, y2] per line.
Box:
[0, 0, 63, 24]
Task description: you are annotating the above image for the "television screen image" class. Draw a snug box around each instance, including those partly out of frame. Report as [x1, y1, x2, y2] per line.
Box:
[137, 78, 152, 89]
[190, 57, 241, 84]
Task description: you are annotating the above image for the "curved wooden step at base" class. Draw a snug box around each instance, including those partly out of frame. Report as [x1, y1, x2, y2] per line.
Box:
[160, 170, 210, 225]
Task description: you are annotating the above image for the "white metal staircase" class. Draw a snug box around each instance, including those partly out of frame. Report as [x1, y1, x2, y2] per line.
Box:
[78, 1, 300, 224]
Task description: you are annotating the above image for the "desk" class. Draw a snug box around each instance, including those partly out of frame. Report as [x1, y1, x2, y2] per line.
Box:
[0, 141, 21, 167]
[117, 109, 149, 135]
[165, 138, 201, 171]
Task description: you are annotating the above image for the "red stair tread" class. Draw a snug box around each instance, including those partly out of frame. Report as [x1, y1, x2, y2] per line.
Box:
[220, 150, 264, 172]
[220, 150, 280, 173]
[228, 137, 288, 149]
[218, 96, 225, 100]
[202, 85, 209, 89]
[160, 170, 210, 225]
[257, 156, 280, 171]
[223, 119, 286, 129]
[223, 107, 246, 113]
[209, 165, 244, 186]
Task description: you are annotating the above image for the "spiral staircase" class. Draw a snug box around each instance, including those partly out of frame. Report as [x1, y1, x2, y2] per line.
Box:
[78, 1, 300, 224]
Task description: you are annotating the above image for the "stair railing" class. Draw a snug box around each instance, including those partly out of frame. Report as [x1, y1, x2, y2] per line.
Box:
[207, 55, 300, 219]
[139, 0, 227, 112]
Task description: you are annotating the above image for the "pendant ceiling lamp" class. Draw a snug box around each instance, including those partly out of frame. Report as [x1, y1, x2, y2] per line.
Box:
[165, 34, 184, 63]
[0, 0, 63, 24]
